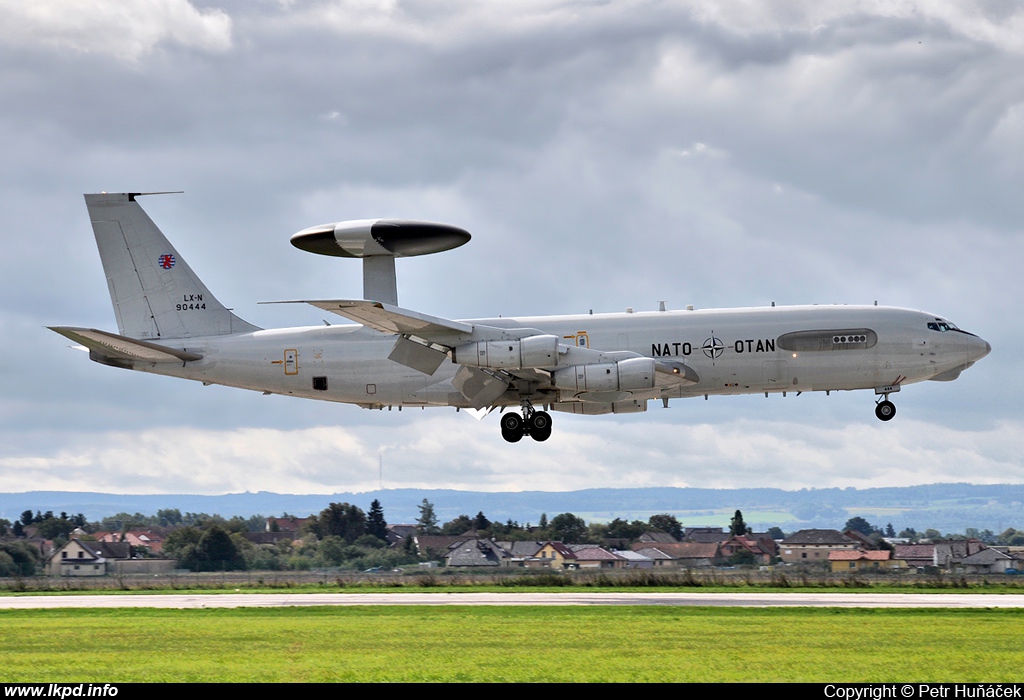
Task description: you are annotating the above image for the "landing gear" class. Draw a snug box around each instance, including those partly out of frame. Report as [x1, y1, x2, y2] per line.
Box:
[528, 410, 552, 442]
[875, 399, 896, 422]
[500, 400, 552, 443]
[500, 413, 524, 443]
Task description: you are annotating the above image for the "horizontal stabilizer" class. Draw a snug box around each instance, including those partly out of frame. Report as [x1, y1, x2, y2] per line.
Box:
[261, 299, 473, 336]
[48, 327, 202, 363]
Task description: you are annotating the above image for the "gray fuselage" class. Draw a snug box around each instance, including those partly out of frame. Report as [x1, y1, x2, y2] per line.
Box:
[134, 304, 990, 410]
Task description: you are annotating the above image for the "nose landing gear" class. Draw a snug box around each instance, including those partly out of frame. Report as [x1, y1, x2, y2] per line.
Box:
[500, 400, 552, 443]
[875, 398, 896, 421]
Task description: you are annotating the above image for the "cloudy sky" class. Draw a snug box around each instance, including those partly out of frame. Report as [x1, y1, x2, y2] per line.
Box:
[1, 0, 1022, 497]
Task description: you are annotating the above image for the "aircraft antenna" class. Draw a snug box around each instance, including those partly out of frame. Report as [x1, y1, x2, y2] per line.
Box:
[290, 219, 471, 307]
[125, 191, 185, 201]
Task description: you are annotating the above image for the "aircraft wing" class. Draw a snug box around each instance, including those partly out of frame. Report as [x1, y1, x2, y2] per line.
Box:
[48, 327, 203, 363]
[262, 300, 473, 336]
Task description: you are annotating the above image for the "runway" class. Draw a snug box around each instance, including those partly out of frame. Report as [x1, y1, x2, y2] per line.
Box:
[4, 591, 1024, 609]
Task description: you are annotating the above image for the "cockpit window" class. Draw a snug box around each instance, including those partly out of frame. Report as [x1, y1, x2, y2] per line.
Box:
[928, 319, 960, 332]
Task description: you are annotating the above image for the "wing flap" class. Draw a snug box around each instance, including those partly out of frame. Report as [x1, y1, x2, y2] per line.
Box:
[452, 366, 511, 409]
[48, 327, 202, 363]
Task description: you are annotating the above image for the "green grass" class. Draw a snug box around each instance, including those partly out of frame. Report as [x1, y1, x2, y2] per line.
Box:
[2, 606, 1022, 682]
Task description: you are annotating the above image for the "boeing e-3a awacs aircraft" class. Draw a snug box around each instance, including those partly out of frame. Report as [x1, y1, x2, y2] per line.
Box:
[51, 193, 991, 443]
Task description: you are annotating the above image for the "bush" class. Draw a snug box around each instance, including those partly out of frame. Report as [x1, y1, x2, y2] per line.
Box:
[0, 541, 39, 576]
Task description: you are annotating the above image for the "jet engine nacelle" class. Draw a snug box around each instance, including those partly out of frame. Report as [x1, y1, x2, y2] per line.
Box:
[452, 334, 559, 370]
[552, 357, 656, 394]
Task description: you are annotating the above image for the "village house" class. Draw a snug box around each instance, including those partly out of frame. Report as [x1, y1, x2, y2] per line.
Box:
[959, 548, 1020, 574]
[46, 539, 131, 576]
[569, 545, 624, 569]
[532, 541, 578, 569]
[632, 542, 719, 567]
[632, 547, 677, 567]
[719, 535, 774, 566]
[684, 527, 729, 543]
[892, 543, 936, 570]
[779, 529, 859, 564]
[637, 531, 679, 545]
[614, 550, 654, 568]
[933, 540, 987, 568]
[94, 530, 165, 555]
[444, 539, 508, 567]
[264, 516, 310, 533]
[828, 549, 904, 572]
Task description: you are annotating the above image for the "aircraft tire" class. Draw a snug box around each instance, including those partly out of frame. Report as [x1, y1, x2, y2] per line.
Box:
[501, 413, 525, 443]
[875, 400, 896, 421]
[529, 411, 552, 442]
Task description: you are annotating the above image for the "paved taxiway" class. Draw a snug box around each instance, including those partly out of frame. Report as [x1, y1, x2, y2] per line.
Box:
[4, 592, 1024, 609]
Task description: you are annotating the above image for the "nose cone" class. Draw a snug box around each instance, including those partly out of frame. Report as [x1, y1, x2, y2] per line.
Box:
[969, 336, 991, 363]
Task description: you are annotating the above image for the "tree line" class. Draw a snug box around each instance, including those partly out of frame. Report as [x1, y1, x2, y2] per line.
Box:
[5, 500, 1024, 575]
[413, 498, 695, 543]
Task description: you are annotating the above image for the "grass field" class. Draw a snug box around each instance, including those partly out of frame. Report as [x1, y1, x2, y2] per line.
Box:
[3, 605, 1022, 682]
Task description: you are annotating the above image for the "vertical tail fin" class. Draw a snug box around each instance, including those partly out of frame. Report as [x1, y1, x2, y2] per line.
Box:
[86, 192, 261, 340]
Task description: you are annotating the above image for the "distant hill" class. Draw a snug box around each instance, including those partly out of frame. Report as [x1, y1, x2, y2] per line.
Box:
[2, 484, 1022, 535]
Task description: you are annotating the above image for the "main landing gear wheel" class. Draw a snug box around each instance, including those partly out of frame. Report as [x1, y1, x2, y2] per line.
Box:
[529, 411, 552, 442]
[500, 413, 525, 443]
[500, 400, 553, 443]
[875, 400, 896, 422]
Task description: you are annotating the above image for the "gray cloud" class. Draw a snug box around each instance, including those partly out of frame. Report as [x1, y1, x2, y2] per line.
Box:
[0, 1, 1020, 494]
[0, 0, 232, 60]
